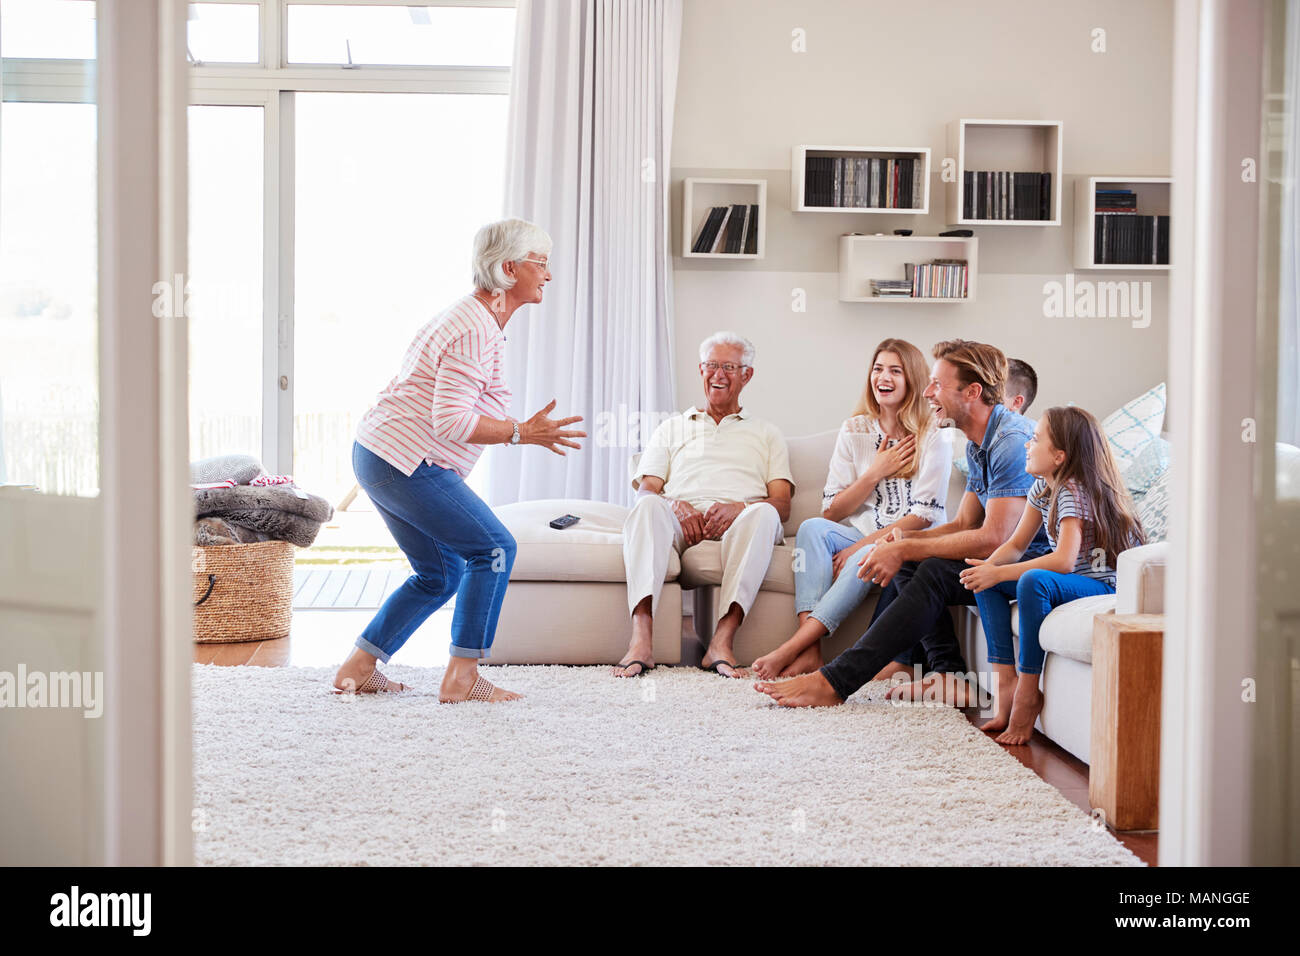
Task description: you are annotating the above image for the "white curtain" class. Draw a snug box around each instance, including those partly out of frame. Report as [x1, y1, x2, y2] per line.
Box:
[486, 0, 682, 506]
[1280, 0, 1300, 445]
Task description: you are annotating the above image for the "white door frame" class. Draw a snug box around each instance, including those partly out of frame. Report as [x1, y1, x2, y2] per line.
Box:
[97, 0, 193, 866]
[1162, 0, 1268, 866]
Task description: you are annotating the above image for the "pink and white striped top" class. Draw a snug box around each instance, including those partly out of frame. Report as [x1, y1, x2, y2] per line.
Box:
[355, 294, 511, 478]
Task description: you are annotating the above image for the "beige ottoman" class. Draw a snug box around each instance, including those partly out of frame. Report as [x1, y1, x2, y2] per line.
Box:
[485, 498, 683, 665]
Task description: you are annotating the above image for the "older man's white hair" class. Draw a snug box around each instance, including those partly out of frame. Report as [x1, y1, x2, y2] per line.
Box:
[698, 331, 755, 368]
[472, 218, 554, 293]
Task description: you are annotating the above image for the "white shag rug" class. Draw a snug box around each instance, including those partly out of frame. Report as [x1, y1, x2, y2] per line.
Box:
[192, 664, 1143, 866]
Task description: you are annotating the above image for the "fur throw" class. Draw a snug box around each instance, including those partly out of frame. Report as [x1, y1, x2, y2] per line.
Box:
[194, 516, 272, 546]
[194, 484, 333, 548]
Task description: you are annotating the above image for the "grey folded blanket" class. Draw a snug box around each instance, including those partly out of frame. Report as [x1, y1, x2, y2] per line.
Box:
[195, 516, 272, 547]
[191, 453, 266, 485]
[194, 484, 333, 548]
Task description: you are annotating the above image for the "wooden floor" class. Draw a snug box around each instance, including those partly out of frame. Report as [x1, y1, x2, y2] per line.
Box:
[293, 566, 406, 610]
[195, 610, 1158, 867]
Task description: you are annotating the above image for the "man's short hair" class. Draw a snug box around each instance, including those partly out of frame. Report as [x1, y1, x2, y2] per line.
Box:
[1006, 358, 1038, 412]
[698, 331, 755, 368]
[932, 339, 1007, 406]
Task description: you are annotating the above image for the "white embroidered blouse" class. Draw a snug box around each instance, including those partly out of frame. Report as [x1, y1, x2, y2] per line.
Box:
[822, 416, 955, 537]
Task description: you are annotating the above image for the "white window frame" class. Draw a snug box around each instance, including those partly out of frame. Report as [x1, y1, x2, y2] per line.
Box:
[4, 0, 514, 472]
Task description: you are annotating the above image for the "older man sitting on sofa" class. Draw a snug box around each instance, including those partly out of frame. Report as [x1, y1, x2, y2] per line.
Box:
[614, 332, 794, 679]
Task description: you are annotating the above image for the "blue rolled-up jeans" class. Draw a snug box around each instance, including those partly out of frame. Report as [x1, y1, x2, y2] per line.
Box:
[793, 517, 876, 633]
[351, 441, 516, 662]
[974, 568, 1115, 675]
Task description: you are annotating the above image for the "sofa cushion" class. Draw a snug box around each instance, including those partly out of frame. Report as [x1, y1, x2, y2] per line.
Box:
[680, 540, 796, 594]
[1124, 436, 1170, 496]
[783, 430, 838, 536]
[1102, 383, 1167, 470]
[1135, 468, 1171, 543]
[495, 498, 679, 583]
[1037, 594, 1118, 664]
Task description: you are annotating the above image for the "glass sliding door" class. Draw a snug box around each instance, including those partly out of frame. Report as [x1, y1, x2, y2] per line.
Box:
[0, 101, 99, 496]
[292, 91, 508, 515]
[186, 104, 265, 465]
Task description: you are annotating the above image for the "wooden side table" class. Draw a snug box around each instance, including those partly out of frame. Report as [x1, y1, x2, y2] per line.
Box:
[1089, 613, 1164, 831]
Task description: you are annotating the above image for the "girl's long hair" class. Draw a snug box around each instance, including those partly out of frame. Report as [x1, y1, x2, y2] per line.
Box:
[850, 338, 933, 480]
[1041, 405, 1146, 567]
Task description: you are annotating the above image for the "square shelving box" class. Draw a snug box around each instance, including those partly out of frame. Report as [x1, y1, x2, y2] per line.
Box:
[838, 234, 978, 303]
[791, 145, 930, 214]
[682, 178, 766, 259]
[1073, 176, 1172, 269]
[946, 119, 1063, 225]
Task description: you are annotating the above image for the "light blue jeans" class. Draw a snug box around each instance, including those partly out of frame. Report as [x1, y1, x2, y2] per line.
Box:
[352, 442, 517, 661]
[974, 568, 1116, 674]
[794, 517, 877, 633]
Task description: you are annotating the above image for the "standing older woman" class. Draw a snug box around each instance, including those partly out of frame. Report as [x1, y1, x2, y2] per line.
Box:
[333, 218, 585, 703]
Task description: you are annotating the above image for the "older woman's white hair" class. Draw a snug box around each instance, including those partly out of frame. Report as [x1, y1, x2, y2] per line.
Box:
[472, 218, 554, 293]
[698, 331, 756, 368]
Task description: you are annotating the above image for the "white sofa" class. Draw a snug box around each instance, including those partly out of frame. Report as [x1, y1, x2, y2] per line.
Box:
[487, 428, 1170, 765]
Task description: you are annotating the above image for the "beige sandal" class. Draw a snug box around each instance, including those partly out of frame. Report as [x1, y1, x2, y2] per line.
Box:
[441, 674, 509, 704]
[334, 668, 408, 694]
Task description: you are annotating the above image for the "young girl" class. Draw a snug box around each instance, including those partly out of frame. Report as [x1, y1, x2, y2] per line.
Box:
[959, 405, 1145, 745]
[751, 339, 952, 679]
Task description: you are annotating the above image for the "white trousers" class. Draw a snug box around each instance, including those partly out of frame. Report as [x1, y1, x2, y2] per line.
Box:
[623, 495, 784, 622]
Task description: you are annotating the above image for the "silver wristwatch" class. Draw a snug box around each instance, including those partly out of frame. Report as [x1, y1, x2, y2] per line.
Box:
[509, 421, 521, 445]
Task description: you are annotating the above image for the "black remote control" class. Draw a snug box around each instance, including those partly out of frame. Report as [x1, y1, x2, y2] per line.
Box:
[549, 514, 580, 530]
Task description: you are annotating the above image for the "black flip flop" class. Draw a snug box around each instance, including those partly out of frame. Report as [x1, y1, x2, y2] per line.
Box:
[701, 658, 742, 677]
[615, 660, 655, 677]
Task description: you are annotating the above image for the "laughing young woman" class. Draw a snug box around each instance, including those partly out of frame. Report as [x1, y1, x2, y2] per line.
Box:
[751, 338, 952, 679]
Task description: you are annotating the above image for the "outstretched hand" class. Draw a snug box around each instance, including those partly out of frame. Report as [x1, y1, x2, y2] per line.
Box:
[523, 399, 587, 455]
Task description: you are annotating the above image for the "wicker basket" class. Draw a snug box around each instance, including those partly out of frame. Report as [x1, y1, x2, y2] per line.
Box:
[192, 540, 294, 643]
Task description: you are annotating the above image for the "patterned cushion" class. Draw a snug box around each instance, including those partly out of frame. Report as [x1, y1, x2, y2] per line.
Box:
[1124, 437, 1170, 496]
[1135, 468, 1171, 543]
[1102, 383, 1167, 469]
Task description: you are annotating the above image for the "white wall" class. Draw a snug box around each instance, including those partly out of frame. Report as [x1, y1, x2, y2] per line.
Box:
[670, 0, 1174, 436]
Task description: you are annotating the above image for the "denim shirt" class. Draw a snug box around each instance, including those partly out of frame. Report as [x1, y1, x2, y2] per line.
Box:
[965, 403, 1051, 554]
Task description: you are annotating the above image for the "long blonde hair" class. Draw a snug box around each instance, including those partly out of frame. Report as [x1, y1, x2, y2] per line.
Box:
[850, 338, 933, 480]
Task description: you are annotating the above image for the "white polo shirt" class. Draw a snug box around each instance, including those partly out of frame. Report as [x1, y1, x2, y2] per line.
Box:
[634, 406, 794, 512]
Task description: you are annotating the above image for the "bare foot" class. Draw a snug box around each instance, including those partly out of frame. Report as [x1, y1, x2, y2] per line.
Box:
[979, 665, 1016, 732]
[779, 643, 823, 677]
[333, 649, 410, 694]
[752, 671, 843, 708]
[995, 675, 1043, 745]
[751, 646, 794, 680]
[885, 673, 975, 707]
[871, 660, 913, 682]
[438, 668, 522, 703]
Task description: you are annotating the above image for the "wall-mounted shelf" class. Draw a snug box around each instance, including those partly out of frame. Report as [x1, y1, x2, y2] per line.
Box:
[1073, 176, 1172, 270]
[838, 234, 978, 303]
[791, 145, 930, 214]
[681, 178, 766, 259]
[946, 119, 1063, 226]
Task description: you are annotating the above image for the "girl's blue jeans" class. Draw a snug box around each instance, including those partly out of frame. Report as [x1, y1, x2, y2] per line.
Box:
[351, 441, 516, 662]
[793, 517, 876, 633]
[974, 568, 1115, 674]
